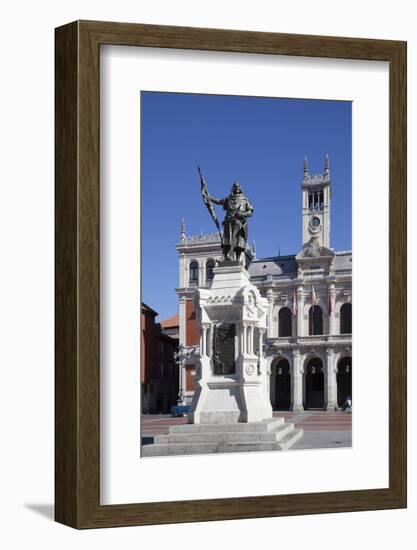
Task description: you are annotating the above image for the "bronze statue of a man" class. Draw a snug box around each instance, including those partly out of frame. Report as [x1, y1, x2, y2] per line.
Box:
[199, 167, 253, 263]
[210, 182, 253, 262]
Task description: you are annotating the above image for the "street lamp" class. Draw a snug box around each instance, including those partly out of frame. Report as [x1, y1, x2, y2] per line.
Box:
[174, 344, 191, 406]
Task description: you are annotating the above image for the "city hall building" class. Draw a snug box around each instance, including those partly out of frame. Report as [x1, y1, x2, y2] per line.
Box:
[175, 158, 352, 411]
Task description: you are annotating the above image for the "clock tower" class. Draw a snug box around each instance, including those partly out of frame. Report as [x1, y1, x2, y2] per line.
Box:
[301, 155, 331, 249]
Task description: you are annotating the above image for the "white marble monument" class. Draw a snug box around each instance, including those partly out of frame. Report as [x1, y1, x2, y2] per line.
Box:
[189, 261, 272, 423]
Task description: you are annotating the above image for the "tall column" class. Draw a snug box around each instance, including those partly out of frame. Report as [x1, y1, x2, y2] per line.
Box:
[326, 348, 338, 410]
[201, 323, 209, 357]
[248, 325, 254, 354]
[179, 254, 185, 288]
[296, 287, 304, 337]
[178, 297, 187, 405]
[266, 290, 274, 338]
[205, 325, 210, 356]
[178, 357, 185, 405]
[242, 322, 247, 355]
[179, 297, 187, 346]
[328, 283, 336, 335]
[292, 349, 303, 411]
[208, 323, 214, 358]
[258, 328, 265, 359]
[199, 262, 205, 287]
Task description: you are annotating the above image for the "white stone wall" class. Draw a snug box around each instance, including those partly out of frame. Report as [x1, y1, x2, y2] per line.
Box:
[262, 281, 351, 339]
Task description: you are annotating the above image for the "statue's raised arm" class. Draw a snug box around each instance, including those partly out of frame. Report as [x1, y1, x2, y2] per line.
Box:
[208, 195, 224, 206]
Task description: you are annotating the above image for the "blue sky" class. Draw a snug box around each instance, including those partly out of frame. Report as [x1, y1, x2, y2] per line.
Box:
[141, 92, 352, 321]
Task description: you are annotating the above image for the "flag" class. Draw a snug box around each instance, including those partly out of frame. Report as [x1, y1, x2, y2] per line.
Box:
[311, 285, 318, 306]
[291, 288, 297, 318]
[198, 166, 222, 243]
[328, 286, 335, 316]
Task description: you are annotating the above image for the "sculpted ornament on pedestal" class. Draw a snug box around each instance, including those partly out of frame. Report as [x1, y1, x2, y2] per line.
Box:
[246, 292, 256, 317]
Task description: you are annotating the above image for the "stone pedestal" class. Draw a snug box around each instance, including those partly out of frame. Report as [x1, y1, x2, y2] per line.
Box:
[189, 262, 272, 424]
[142, 262, 303, 456]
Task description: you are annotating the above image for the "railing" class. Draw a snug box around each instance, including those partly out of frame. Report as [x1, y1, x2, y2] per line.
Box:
[266, 333, 352, 348]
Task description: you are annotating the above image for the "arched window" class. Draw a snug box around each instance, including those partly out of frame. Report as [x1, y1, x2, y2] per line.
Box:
[278, 307, 292, 337]
[340, 303, 352, 334]
[309, 305, 323, 335]
[206, 259, 215, 282]
[189, 261, 198, 284]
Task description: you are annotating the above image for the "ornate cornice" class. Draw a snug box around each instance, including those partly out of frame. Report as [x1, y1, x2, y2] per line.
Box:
[178, 232, 221, 245]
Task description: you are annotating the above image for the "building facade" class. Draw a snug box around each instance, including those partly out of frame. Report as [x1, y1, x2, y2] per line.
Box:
[175, 158, 352, 411]
[141, 303, 179, 414]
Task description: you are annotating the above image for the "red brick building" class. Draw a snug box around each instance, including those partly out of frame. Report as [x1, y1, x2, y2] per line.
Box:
[183, 300, 200, 395]
[141, 303, 179, 414]
[159, 305, 199, 399]
[160, 314, 179, 339]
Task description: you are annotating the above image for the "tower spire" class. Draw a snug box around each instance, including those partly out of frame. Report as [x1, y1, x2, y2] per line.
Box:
[301, 156, 331, 250]
[251, 240, 257, 259]
[180, 219, 186, 241]
[324, 154, 330, 177]
[303, 156, 309, 177]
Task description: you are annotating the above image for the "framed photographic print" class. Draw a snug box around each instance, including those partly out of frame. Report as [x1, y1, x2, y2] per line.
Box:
[55, 20, 406, 528]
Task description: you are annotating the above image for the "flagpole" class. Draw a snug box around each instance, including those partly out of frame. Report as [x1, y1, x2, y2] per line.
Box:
[198, 166, 223, 245]
[311, 276, 314, 336]
[311, 276, 313, 336]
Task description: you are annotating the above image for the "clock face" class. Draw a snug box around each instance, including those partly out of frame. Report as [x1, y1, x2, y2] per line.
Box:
[311, 216, 321, 228]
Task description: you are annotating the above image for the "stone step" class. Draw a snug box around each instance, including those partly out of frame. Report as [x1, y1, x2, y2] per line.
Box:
[275, 429, 304, 450]
[169, 417, 284, 434]
[216, 429, 303, 453]
[154, 423, 294, 445]
[142, 442, 218, 457]
[142, 427, 304, 456]
[217, 442, 284, 453]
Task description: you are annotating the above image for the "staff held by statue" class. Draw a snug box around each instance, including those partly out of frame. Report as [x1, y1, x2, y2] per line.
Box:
[198, 166, 223, 244]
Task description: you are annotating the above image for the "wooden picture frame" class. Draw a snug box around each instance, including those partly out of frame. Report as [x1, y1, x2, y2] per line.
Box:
[55, 20, 407, 528]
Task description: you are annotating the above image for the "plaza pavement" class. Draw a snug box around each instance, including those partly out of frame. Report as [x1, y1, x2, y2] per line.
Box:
[141, 410, 352, 451]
